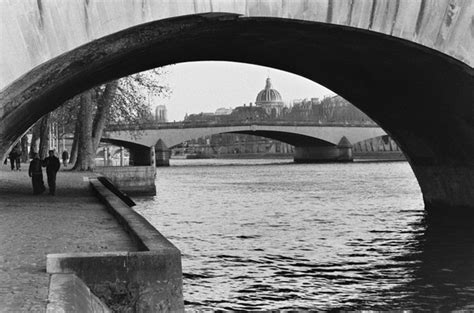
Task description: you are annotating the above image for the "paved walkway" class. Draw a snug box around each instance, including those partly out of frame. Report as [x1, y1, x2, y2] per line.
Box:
[0, 163, 139, 312]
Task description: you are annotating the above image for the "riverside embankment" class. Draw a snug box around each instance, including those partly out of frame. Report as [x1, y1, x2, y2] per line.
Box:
[0, 163, 139, 312]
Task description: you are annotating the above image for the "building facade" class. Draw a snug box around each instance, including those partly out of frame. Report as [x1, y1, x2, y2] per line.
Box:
[155, 105, 167, 123]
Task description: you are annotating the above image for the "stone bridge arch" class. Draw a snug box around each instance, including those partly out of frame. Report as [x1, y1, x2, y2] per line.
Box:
[1, 0, 472, 89]
[0, 12, 472, 211]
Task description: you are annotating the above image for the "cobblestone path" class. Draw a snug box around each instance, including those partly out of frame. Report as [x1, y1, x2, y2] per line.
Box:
[0, 164, 138, 312]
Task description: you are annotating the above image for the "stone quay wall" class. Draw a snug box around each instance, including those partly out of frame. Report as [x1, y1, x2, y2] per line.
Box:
[47, 273, 112, 313]
[46, 178, 184, 312]
[94, 166, 156, 196]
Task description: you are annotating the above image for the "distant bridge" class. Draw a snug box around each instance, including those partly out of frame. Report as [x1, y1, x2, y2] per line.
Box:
[103, 121, 386, 165]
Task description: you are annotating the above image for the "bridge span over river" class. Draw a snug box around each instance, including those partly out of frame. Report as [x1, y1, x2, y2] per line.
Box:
[103, 122, 386, 165]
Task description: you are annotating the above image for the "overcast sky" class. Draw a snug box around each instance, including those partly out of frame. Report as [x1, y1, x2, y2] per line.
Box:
[154, 61, 335, 121]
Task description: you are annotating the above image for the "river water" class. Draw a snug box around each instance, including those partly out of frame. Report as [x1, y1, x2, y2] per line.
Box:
[134, 159, 474, 311]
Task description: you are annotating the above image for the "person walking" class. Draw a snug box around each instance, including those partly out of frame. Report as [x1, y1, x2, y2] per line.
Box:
[8, 148, 18, 171]
[61, 150, 69, 167]
[28, 153, 45, 194]
[15, 149, 21, 171]
[42, 150, 61, 195]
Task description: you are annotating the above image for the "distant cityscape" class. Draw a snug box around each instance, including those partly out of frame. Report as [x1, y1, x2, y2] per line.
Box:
[152, 77, 400, 159]
[154, 77, 374, 125]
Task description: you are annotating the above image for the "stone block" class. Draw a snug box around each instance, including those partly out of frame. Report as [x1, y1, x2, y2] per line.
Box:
[94, 166, 156, 196]
[47, 273, 111, 313]
[46, 251, 183, 312]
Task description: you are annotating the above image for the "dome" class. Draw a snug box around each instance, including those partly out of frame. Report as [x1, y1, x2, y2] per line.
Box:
[255, 78, 283, 105]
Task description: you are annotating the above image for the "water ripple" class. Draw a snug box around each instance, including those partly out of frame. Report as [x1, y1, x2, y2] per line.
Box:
[135, 160, 474, 311]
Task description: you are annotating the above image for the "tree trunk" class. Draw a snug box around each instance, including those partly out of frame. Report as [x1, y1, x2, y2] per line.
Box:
[38, 113, 50, 159]
[69, 120, 80, 165]
[74, 91, 94, 171]
[92, 81, 118, 152]
[20, 135, 29, 162]
[29, 123, 41, 158]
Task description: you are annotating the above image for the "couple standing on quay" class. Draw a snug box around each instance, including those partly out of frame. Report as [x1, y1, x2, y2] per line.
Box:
[28, 150, 60, 195]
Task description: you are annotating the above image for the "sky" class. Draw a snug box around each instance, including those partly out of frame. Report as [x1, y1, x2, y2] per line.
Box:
[152, 61, 335, 122]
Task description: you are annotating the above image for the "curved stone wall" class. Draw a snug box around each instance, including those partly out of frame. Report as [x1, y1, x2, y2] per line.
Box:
[0, 0, 472, 89]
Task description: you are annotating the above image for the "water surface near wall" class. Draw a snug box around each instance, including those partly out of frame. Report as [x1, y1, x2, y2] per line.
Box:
[135, 160, 474, 311]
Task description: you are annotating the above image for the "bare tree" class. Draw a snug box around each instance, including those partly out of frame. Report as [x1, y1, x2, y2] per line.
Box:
[38, 113, 51, 159]
[71, 68, 170, 170]
[29, 68, 169, 170]
[74, 90, 95, 171]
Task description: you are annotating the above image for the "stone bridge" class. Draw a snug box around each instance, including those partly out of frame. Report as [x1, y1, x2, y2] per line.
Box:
[103, 122, 386, 164]
[0, 1, 473, 211]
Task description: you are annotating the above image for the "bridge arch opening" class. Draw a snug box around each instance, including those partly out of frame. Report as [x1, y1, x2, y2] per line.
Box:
[100, 138, 154, 166]
[0, 13, 473, 210]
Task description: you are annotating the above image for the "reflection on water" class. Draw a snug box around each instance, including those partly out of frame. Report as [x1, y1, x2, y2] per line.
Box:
[134, 160, 474, 310]
[399, 214, 474, 311]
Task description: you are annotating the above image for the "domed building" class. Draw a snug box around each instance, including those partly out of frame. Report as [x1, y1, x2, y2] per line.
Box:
[255, 77, 285, 118]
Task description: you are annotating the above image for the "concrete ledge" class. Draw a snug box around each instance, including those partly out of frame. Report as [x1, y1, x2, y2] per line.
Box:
[47, 251, 183, 312]
[93, 166, 156, 196]
[294, 145, 354, 163]
[89, 178, 176, 252]
[45, 178, 184, 312]
[354, 151, 406, 161]
[47, 273, 111, 313]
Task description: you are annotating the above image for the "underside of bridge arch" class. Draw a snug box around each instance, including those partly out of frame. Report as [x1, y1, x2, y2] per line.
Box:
[229, 130, 352, 163]
[230, 131, 334, 147]
[0, 13, 473, 211]
[100, 138, 152, 166]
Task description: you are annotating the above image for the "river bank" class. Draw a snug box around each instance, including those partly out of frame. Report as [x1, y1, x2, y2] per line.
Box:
[0, 164, 139, 312]
[171, 151, 406, 162]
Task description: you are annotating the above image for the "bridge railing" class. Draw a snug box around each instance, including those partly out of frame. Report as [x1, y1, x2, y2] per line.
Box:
[106, 120, 379, 131]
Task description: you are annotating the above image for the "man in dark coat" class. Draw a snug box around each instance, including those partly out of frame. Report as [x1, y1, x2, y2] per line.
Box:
[42, 150, 61, 195]
[15, 149, 21, 171]
[28, 153, 45, 194]
[8, 148, 18, 171]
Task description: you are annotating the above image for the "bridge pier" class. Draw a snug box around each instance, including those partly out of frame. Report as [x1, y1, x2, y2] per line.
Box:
[294, 137, 353, 163]
[155, 139, 170, 167]
[129, 145, 154, 166]
[413, 165, 474, 212]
